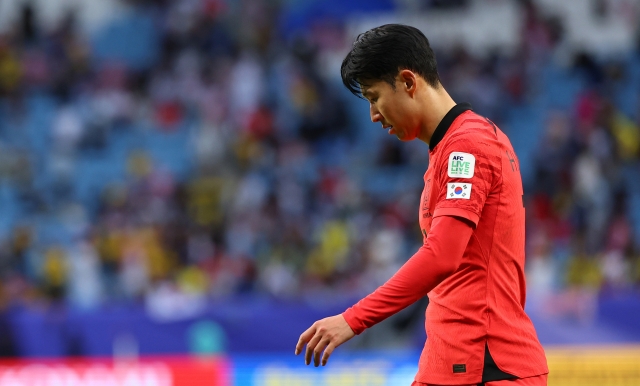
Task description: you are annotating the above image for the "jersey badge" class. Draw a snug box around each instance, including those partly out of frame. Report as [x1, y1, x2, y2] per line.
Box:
[447, 183, 472, 199]
[448, 152, 475, 178]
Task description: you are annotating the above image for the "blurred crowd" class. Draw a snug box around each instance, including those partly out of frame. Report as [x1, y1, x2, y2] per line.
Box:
[0, 0, 638, 320]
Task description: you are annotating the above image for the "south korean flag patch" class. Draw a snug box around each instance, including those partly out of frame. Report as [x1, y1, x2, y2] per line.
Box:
[447, 182, 472, 200]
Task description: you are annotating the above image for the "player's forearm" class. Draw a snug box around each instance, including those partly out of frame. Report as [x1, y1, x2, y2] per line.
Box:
[342, 215, 473, 334]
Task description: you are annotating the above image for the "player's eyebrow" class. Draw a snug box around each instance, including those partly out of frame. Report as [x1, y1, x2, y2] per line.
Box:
[362, 89, 374, 100]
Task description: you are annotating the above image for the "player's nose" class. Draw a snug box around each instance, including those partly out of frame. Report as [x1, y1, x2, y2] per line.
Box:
[370, 104, 381, 123]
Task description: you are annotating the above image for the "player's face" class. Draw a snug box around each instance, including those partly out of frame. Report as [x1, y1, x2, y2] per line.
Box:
[362, 75, 420, 141]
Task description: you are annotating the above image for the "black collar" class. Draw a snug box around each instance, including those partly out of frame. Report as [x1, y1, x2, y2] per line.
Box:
[429, 102, 472, 150]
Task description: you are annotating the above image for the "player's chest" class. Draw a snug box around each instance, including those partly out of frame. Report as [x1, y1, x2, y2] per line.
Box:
[419, 162, 438, 237]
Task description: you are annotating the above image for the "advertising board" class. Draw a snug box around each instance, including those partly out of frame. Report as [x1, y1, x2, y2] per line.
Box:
[0, 356, 229, 386]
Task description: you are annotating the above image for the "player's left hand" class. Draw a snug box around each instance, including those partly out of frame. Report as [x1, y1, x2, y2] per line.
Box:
[295, 314, 355, 367]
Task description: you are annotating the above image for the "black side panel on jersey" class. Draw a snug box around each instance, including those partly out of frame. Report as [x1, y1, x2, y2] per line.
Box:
[481, 343, 518, 383]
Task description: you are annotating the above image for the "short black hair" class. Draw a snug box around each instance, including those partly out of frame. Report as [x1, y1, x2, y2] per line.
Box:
[341, 24, 440, 97]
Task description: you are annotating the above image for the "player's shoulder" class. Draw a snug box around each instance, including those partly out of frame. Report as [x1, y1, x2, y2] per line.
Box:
[454, 111, 498, 138]
[442, 113, 500, 154]
[437, 112, 504, 174]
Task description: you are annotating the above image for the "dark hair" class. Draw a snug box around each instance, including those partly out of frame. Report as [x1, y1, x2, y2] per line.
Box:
[341, 24, 440, 97]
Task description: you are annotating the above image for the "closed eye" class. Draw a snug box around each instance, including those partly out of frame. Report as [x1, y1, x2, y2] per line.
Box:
[363, 91, 377, 104]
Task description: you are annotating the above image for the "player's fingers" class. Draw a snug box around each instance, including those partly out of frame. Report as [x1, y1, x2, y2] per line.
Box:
[295, 325, 316, 355]
[313, 338, 330, 367]
[321, 342, 336, 366]
[305, 331, 323, 365]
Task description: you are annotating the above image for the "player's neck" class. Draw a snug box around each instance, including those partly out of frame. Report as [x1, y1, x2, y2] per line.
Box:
[417, 86, 457, 146]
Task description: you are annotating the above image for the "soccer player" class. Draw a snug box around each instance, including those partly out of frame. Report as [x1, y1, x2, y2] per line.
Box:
[294, 24, 549, 386]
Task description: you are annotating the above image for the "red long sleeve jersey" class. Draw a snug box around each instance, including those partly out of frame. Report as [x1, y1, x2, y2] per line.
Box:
[343, 103, 548, 385]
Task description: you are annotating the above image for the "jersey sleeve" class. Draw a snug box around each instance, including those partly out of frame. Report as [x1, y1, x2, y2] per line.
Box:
[342, 215, 474, 335]
[432, 135, 498, 226]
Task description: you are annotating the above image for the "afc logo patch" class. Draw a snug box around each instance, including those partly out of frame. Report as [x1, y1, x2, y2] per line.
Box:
[448, 152, 475, 178]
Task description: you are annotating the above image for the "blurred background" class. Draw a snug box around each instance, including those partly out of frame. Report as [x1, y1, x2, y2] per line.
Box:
[0, 0, 639, 384]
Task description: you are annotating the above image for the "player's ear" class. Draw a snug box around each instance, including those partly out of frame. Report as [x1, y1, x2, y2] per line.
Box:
[398, 70, 417, 98]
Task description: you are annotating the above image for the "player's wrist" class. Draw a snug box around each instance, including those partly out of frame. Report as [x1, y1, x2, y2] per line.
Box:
[341, 308, 365, 335]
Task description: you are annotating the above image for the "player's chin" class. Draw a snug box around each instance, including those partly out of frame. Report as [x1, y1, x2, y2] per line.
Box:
[396, 132, 414, 141]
